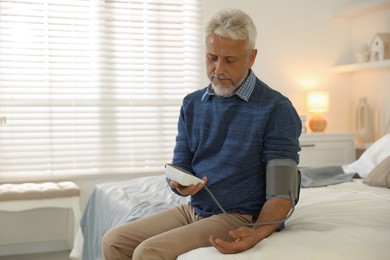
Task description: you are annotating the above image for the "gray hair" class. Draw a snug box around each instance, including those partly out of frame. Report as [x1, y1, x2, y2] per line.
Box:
[205, 9, 257, 50]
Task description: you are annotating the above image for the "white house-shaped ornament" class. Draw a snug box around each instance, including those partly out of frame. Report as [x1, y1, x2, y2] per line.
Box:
[370, 33, 390, 62]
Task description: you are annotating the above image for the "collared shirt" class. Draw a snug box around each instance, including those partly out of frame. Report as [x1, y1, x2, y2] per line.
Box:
[201, 70, 256, 102]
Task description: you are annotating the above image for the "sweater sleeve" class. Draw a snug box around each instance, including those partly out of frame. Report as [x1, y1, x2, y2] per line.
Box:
[166, 101, 196, 195]
[262, 99, 301, 164]
[171, 102, 194, 173]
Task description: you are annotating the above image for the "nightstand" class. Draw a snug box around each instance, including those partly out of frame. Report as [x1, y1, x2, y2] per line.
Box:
[299, 133, 355, 167]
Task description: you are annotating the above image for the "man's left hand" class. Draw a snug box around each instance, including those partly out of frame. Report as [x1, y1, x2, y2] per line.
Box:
[209, 227, 262, 254]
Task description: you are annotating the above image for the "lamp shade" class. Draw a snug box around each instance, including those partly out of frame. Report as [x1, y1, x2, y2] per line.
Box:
[307, 91, 329, 113]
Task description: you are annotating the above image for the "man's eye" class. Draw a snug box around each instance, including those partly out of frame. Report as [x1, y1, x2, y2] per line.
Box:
[208, 56, 218, 62]
[226, 58, 236, 63]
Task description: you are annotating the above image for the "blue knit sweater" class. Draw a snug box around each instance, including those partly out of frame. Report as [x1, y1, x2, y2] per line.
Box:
[172, 71, 301, 218]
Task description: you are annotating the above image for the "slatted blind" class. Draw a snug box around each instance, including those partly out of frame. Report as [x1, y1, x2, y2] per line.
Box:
[0, 0, 202, 180]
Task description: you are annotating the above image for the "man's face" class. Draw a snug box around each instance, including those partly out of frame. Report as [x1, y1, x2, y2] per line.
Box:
[206, 34, 257, 97]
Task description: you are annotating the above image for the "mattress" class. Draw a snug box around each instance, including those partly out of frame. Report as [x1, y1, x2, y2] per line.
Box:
[71, 175, 390, 260]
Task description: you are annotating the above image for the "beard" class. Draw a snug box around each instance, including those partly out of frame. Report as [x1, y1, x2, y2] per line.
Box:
[211, 83, 237, 97]
[209, 71, 248, 97]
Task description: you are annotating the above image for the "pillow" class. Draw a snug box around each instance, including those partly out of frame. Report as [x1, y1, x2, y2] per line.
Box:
[343, 133, 390, 178]
[363, 156, 390, 188]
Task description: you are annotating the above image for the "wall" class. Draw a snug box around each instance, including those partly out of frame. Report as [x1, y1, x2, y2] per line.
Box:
[1, 0, 389, 255]
[350, 7, 390, 139]
[202, 0, 389, 136]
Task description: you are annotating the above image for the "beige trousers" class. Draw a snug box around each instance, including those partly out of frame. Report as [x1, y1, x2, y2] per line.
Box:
[101, 203, 253, 260]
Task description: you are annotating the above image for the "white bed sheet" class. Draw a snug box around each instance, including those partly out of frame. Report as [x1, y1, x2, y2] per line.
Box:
[71, 176, 390, 260]
[179, 180, 390, 260]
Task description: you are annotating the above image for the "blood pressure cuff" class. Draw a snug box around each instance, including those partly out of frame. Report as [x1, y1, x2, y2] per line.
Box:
[266, 158, 301, 205]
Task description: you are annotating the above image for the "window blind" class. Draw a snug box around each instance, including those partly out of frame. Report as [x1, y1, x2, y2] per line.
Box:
[0, 0, 203, 180]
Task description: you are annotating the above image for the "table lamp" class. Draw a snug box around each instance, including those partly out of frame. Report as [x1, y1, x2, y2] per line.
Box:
[307, 91, 329, 132]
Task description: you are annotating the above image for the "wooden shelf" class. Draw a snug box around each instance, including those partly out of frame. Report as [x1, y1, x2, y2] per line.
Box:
[332, 1, 390, 73]
[332, 59, 390, 73]
[333, 0, 390, 18]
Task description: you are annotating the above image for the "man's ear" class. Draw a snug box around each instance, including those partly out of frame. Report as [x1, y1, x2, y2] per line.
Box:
[248, 49, 258, 68]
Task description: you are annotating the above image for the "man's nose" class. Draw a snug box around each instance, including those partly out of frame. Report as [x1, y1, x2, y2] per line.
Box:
[215, 59, 226, 74]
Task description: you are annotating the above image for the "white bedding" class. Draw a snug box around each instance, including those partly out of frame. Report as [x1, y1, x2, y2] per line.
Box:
[72, 175, 188, 260]
[179, 180, 390, 260]
[71, 175, 390, 260]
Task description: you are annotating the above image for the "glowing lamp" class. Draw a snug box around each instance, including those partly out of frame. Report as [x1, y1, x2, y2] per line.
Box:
[307, 91, 329, 132]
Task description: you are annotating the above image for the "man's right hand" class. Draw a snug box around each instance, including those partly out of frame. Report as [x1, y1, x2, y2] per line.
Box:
[170, 176, 207, 196]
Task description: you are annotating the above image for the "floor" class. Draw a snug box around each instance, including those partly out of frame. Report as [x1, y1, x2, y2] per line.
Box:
[0, 250, 71, 260]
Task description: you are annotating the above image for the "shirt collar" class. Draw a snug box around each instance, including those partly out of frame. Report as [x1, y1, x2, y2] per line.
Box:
[201, 70, 256, 102]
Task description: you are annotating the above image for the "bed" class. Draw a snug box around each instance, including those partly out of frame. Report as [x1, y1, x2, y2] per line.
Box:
[70, 134, 390, 260]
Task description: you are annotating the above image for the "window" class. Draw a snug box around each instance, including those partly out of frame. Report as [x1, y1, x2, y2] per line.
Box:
[0, 0, 202, 180]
